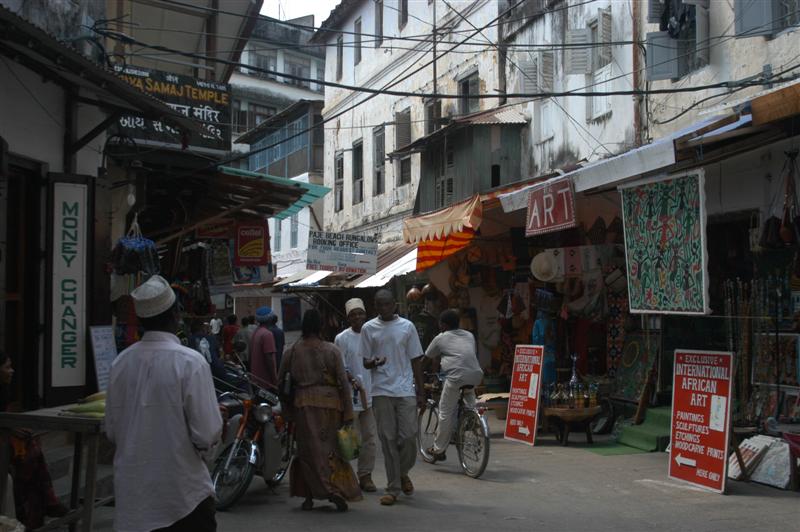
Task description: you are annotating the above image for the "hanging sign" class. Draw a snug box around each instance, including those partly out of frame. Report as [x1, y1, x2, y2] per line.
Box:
[196, 219, 235, 239]
[234, 221, 270, 266]
[89, 326, 118, 392]
[504, 345, 544, 446]
[307, 231, 378, 274]
[525, 177, 577, 236]
[51, 182, 88, 387]
[669, 350, 733, 493]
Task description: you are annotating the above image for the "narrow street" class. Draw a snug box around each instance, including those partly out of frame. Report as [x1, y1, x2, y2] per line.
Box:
[93, 418, 799, 532]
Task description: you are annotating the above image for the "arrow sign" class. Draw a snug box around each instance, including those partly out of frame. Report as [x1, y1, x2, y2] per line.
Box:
[519, 426, 530, 436]
[675, 453, 697, 468]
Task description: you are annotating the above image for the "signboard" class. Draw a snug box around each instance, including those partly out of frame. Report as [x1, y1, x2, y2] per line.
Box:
[51, 182, 88, 387]
[504, 345, 544, 446]
[89, 326, 118, 392]
[525, 177, 577, 237]
[307, 231, 378, 275]
[111, 65, 231, 152]
[669, 350, 733, 493]
[234, 221, 270, 266]
[196, 219, 235, 239]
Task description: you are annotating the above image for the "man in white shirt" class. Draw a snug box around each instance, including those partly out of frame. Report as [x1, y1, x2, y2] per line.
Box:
[334, 298, 377, 493]
[209, 316, 223, 337]
[424, 309, 484, 461]
[358, 289, 425, 506]
[106, 275, 222, 532]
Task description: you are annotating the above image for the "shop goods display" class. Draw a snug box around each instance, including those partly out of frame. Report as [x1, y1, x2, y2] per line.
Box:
[61, 392, 107, 418]
[621, 172, 708, 314]
[112, 215, 160, 276]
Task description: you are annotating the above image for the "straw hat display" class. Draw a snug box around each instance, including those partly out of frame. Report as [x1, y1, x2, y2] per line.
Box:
[530, 252, 558, 283]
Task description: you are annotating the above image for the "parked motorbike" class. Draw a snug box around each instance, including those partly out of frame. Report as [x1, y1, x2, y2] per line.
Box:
[212, 364, 294, 510]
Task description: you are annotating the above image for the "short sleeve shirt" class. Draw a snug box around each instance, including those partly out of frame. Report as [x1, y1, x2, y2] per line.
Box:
[425, 329, 484, 386]
[358, 316, 423, 398]
[335, 328, 371, 411]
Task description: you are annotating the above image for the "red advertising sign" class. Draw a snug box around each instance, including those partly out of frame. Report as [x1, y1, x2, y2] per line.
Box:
[504, 345, 544, 446]
[233, 221, 270, 266]
[525, 177, 577, 237]
[669, 350, 733, 493]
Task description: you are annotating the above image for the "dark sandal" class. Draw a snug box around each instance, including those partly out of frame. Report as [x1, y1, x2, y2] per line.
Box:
[301, 498, 314, 511]
[426, 446, 447, 462]
[329, 493, 348, 512]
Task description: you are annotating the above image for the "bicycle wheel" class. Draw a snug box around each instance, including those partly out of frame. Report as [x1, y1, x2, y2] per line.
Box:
[417, 405, 439, 463]
[457, 410, 490, 478]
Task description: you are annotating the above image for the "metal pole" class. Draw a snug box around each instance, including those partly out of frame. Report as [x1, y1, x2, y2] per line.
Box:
[432, 0, 437, 98]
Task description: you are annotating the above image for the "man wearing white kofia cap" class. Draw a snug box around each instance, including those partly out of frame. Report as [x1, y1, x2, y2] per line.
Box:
[334, 298, 377, 492]
[106, 275, 222, 532]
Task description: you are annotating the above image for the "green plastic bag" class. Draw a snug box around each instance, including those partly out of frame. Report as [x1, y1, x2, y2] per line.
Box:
[337, 425, 360, 461]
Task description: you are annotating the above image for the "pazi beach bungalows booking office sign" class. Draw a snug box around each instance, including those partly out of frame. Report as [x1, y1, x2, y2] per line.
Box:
[669, 350, 733, 493]
[51, 182, 88, 388]
[111, 65, 231, 152]
[307, 231, 378, 275]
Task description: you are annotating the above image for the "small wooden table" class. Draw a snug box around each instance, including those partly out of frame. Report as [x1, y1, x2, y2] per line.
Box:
[0, 407, 109, 532]
[543, 406, 602, 446]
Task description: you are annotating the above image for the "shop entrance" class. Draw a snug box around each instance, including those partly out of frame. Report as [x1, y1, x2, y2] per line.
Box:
[1, 157, 43, 409]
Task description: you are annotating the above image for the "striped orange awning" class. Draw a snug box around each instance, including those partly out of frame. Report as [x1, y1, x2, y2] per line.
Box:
[415, 228, 476, 272]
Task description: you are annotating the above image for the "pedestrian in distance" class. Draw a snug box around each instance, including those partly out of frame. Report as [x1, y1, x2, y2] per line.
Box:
[233, 316, 253, 367]
[424, 309, 484, 461]
[106, 275, 222, 532]
[358, 289, 425, 506]
[221, 314, 239, 359]
[250, 306, 278, 390]
[334, 298, 378, 493]
[278, 308, 362, 512]
[266, 313, 286, 370]
[209, 315, 223, 340]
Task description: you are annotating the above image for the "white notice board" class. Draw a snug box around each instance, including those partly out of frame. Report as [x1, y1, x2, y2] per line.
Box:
[90, 326, 118, 392]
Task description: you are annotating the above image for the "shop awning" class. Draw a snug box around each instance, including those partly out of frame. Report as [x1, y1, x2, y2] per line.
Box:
[217, 166, 330, 221]
[352, 247, 417, 288]
[274, 270, 332, 288]
[0, 5, 203, 138]
[498, 113, 749, 212]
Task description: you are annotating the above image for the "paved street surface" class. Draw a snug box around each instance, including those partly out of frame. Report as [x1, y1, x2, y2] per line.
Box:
[93, 418, 797, 531]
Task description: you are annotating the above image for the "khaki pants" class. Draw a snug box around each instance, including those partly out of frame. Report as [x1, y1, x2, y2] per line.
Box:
[372, 396, 417, 496]
[353, 407, 377, 478]
[433, 378, 476, 453]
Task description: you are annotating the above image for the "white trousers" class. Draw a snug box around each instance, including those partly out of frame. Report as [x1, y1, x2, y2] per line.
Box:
[353, 407, 377, 477]
[433, 378, 476, 453]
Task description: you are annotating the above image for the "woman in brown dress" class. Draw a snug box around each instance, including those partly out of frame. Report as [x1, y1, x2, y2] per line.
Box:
[278, 309, 362, 511]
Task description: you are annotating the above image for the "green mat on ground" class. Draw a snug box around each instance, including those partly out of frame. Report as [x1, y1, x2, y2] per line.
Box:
[582, 442, 650, 456]
[616, 406, 672, 452]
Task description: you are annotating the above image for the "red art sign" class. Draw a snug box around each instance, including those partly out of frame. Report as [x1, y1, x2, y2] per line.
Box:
[669, 350, 733, 493]
[234, 221, 270, 266]
[504, 345, 544, 446]
[525, 177, 577, 237]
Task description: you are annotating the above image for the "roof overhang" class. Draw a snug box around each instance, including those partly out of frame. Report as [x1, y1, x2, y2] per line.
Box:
[235, 100, 322, 145]
[0, 4, 202, 137]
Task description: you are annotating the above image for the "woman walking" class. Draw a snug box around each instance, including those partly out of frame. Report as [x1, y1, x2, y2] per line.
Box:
[278, 309, 362, 511]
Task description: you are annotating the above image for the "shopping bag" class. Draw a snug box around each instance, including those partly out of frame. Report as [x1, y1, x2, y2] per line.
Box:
[336, 425, 360, 461]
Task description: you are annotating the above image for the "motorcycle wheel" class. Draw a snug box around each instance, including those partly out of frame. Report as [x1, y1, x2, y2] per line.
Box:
[212, 442, 255, 510]
[266, 430, 294, 487]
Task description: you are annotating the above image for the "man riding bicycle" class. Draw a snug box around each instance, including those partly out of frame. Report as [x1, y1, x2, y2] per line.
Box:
[423, 309, 484, 462]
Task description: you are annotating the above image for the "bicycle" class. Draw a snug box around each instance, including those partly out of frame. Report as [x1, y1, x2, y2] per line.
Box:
[417, 373, 491, 478]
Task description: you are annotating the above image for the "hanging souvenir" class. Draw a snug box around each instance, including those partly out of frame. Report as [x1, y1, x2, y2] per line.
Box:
[112, 214, 160, 275]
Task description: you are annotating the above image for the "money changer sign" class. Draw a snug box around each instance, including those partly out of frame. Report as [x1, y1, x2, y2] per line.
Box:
[51, 183, 88, 387]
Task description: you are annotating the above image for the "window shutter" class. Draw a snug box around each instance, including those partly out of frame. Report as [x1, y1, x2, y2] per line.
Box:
[538, 50, 554, 92]
[519, 56, 539, 93]
[647, 0, 665, 24]
[734, 0, 778, 37]
[395, 109, 411, 149]
[646, 31, 679, 81]
[694, 6, 710, 67]
[598, 8, 613, 65]
[565, 28, 591, 75]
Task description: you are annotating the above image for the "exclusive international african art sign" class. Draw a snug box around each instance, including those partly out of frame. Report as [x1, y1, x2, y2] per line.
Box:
[620, 170, 709, 314]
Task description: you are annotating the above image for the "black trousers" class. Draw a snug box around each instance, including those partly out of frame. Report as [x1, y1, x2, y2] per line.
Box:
[152, 496, 216, 532]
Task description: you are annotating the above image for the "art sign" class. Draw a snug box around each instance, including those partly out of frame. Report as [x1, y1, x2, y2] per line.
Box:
[51, 182, 88, 387]
[620, 171, 709, 314]
[669, 350, 733, 493]
[307, 231, 378, 275]
[111, 65, 231, 151]
[504, 345, 544, 446]
[234, 221, 270, 267]
[525, 177, 577, 237]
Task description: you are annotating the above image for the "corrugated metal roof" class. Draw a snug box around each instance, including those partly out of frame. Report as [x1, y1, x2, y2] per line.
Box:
[217, 166, 330, 221]
[459, 107, 528, 125]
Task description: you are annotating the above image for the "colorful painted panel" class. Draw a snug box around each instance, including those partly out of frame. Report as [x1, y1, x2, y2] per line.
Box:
[621, 172, 709, 314]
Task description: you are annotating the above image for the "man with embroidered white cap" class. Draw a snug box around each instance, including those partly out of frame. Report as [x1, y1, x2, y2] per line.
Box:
[334, 298, 377, 492]
[106, 275, 222, 532]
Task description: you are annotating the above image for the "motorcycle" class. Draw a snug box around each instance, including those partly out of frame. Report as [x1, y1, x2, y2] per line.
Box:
[211, 364, 294, 510]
